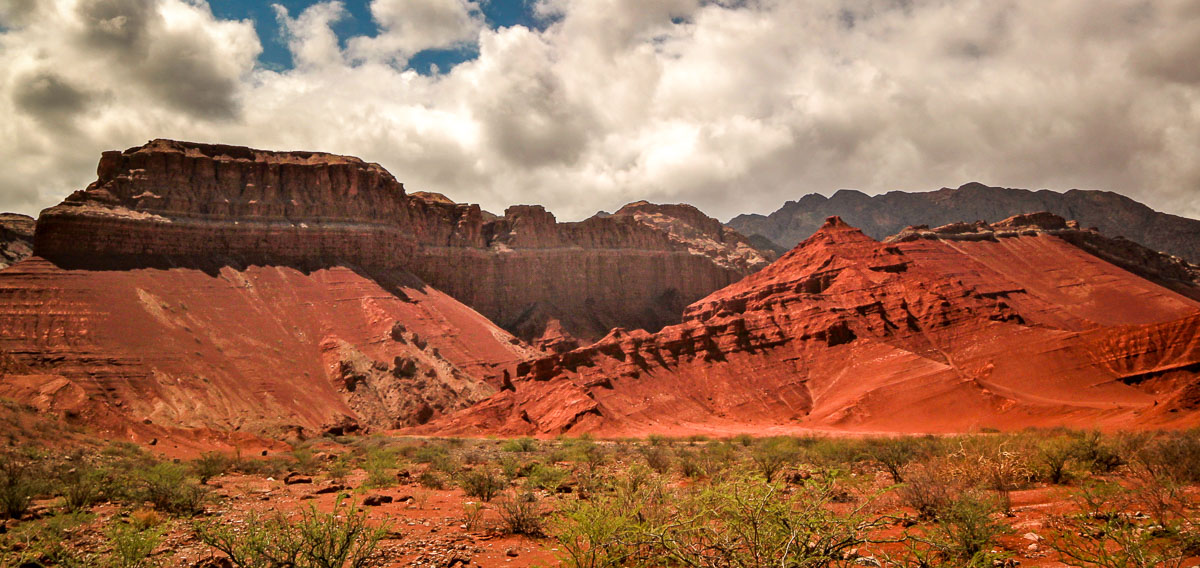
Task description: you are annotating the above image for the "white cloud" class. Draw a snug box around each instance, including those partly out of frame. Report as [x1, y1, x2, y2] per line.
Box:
[0, 0, 1198, 223]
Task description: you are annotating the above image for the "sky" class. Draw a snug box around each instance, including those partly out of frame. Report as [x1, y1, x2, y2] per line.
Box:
[1, 0, 1198, 222]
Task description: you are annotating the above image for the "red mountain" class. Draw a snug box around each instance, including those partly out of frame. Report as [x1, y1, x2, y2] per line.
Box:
[418, 214, 1200, 437]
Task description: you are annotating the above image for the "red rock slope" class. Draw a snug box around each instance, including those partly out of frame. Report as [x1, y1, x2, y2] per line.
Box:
[33, 139, 761, 343]
[419, 215, 1200, 436]
[0, 259, 541, 441]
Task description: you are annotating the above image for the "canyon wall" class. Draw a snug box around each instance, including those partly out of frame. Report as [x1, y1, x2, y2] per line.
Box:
[33, 140, 763, 342]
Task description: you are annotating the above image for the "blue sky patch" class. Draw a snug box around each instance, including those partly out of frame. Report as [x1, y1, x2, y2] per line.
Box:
[208, 0, 542, 73]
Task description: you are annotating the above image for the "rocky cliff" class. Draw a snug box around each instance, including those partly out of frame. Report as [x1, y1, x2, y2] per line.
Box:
[728, 182, 1200, 264]
[419, 215, 1200, 436]
[34, 139, 761, 342]
[0, 213, 34, 270]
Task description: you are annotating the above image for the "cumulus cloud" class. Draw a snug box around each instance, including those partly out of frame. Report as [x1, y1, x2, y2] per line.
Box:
[0, 0, 1198, 222]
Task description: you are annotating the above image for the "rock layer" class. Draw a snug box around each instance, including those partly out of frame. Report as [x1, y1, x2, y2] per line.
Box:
[729, 182, 1200, 263]
[419, 215, 1200, 436]
[34, 139, 760, 342]
[0, 213, 34, 270]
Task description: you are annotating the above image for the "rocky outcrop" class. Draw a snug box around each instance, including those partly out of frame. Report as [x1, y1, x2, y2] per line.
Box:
[0, 213, 34, 269]
[419, 216, 1200, 436]
[888, 212, 1200, 299]
[728, 182, 1200, 263]
[34, 140, 760, 342]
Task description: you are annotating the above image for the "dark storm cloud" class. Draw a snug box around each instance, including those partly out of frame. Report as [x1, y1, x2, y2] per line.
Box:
[12, 71, 92, 129]
[74, 0, 240, 118]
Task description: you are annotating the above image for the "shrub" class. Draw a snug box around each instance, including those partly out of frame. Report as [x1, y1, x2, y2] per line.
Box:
[497, 491, 545, 536]
[459, 468, 506, 502]
[865, 437, 926, 483]
[555, 497, 638, 568]
[1133, 430, 1200, 484]
[195, 497, 387, 568]
[137, 462, 208, 515]
[501, 437, 538, 453]
[676, 449, 703, 479]
[57, 461, 108, 512]
[190, 452, 230, 485]
[917, 491, 1010, 566]
[417, 471, 445, 490]
[1034, 436, 1076, 485]
[639, 445, 673, 475]
[648, 474, 881, 567]
[1072, 431, 1125, 474]
[527, 463, 569, 492]
[106, 522, 162, 568]
[0, 451, 44, 519]
[898, 461, 962, 520]
[363, 449, 398, 489]
[750, 437, 798, 483]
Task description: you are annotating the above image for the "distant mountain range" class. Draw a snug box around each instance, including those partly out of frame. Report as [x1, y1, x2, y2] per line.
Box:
[728, 182, 1200, 263]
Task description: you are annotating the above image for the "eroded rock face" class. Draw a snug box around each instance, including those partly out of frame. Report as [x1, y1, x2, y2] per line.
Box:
[418, 216, 1200, 436]
[34, 140, 759, 342]
[0, 213, 34, 270]
[728, 182, 1200, 263]
[0, 259, 538, 440]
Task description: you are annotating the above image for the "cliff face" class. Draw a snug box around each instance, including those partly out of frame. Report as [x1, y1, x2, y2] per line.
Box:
[33, 140, 759, 342]
[0, 213, 34, 270]
[418, 215, 1200, 437]
[728, 182, 1200, 264]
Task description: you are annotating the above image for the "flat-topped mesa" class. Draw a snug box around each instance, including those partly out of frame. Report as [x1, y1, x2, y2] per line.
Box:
[32, 140, 761, 341]
[35, 139, 488, 267]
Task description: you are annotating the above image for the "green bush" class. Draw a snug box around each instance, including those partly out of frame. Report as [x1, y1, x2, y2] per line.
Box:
[106, 522, 162, 568]
[750, 437, 798, 483]
[195, 497, 387, 568]
[527, 463, 569, 491]
[501, 437, 538, 453]
[190, 452, 230, 485]
[137, 463, 208, 515]
[58, 462, 108, 512]
[639, 445, 673, 475]
[915, 491, 1010, 567]
[865, 437, 926, 483]
[0, 450, 45, 519]
[498, 491, 545, 536]
[458, 468, 506, 502]
[363, 449, 398, 489]
[417, 471, 445, 490]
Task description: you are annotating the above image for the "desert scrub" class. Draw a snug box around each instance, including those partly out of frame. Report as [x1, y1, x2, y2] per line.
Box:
[749, 437, 799, 482]
[1, 511, 97, 567]
[906, 490, 1010, 567]
[137, 462, 208, 515]
[0, 449, 46, 519]
[497, 491, 546, 536]
[501, 437, 538, 453]
[864, 436, 929, 483]
[190, 451, 231, 485]
[195, 496, 387, 568]
[106, 521, 163, 568]
[362, 448, 399, 488]
[458, 467, 507, 502]
[527, 462, 570, 491]
[553, 468, 884, 567]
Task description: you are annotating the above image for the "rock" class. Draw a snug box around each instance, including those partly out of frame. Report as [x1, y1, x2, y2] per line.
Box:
[284, 473, 312, 485]
[505, 548, 519, 557]
[312, 484, 347, 495]
[0, 213, 34, 270]
[416, 215, 1200, 436]
[727, 182, 1200, 264]
[33, 139, 759, 344]
[363, 494, 394, 506]
[854, 557, 882, 567]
